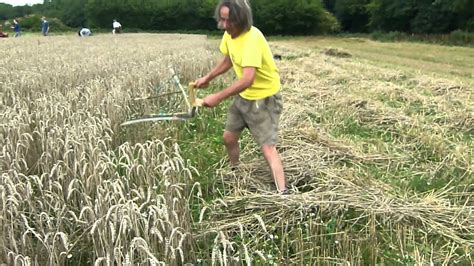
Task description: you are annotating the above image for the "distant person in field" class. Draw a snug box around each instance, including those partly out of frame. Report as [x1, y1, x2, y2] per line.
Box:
[78, 27, 92, 37]
[194, 0, 287, 194]
[0, 24, 8, 38]
[12, 18, 21, 37]
[41, 17, 49, 36]
[112, 19, 122, 34]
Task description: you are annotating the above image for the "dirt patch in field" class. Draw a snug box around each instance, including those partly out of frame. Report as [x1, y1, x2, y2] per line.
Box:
[321, 47, 352, 58]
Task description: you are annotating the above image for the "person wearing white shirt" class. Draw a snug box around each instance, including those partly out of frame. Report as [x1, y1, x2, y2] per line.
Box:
[112, 19, 122, 34]
[78, 28, 92, 37]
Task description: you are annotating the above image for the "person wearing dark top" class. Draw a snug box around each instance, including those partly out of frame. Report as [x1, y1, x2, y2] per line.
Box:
[41, 17, 49, 36]
[12, 19, 21, 37]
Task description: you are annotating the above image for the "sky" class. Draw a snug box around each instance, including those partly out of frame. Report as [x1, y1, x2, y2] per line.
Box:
[0, 0, 43, 6]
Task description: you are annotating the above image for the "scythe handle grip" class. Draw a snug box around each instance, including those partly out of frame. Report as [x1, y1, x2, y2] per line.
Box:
[188, 82, 203, 107]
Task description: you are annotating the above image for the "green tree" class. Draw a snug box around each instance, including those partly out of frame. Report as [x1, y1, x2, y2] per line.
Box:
[252, 0, 339, 35]
[0, 3, 13, 20]
[367, 0, 416, 32]
[334, 0, 370, 32]
[0, 3, 34, 20]
[367, 0, 474, 33]
[61, 0, 88, 27]
[322, 0, 336, 13]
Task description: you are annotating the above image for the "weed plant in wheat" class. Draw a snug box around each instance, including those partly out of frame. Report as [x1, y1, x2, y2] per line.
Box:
[0, 34, 473, 265]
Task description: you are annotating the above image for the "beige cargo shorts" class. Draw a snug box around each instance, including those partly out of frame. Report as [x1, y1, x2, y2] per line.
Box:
[225, 93, 283, 146]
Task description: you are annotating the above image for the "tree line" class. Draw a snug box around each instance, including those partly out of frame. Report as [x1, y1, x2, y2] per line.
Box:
[323, 0, 473, 33]
[1, 0, 472, 34]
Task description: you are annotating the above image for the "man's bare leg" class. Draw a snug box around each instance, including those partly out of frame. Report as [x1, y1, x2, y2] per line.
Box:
[261, 144, 286, 192]
[223, 130, 241, 167]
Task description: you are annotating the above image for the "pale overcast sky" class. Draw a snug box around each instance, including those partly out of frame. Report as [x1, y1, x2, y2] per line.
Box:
[0, 0, 43, 6]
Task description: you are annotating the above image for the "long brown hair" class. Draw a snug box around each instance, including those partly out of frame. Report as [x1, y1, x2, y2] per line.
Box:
[214, 0, 253, 32]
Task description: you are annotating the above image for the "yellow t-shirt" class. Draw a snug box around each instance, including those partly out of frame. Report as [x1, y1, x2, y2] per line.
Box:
[219, 26, 280, 100]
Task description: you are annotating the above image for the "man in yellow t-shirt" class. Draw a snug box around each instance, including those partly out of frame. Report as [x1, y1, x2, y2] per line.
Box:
[195, 0, 287, 194]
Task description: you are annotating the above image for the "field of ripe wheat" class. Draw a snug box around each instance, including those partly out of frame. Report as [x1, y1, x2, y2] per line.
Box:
[1, 34, 472, 265]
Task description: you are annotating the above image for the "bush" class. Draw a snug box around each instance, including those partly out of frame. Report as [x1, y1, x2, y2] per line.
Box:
[319, 9, 341, 34]
[448, 30, 474, 46]
[369, 30, 474, 46]
[370, 31, 405, 42]
[251, 0, 340, 35]
[18, 14, 70, 32]
[465, 18, 474, 32]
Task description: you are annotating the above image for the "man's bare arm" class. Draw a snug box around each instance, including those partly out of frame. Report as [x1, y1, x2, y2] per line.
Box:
[202, 67, 256, 107]
[195, 56, 232, 88]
